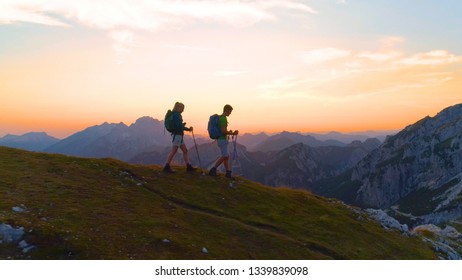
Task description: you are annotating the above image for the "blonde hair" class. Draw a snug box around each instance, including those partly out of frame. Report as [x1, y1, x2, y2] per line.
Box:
[173, 102, 184, 112]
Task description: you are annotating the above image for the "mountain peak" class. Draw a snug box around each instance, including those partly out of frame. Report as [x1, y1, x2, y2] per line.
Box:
[0, 132, 59, 152]
[346, 102, 462, 223]
[135, 116, 155, 122]
[438, 103, 462, 116]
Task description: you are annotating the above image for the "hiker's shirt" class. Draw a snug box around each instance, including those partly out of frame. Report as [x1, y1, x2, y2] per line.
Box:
[172, 111, 186, 136]
[218, 115, 228, 141]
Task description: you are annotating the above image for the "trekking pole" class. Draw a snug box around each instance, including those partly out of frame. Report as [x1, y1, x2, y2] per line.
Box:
[229, 134, 240, 188]
[232, 133, 238, 161]
[191, 130, 204, 174]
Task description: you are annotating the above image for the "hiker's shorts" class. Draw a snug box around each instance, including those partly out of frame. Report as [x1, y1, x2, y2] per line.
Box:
[217, 139, 229, 157]
[172, 135, 184, 147]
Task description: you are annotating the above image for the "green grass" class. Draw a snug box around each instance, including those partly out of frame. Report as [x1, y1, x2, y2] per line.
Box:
[0, 147, 436, 259]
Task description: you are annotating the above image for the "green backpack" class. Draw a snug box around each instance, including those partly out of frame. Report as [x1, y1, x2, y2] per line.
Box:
[164, 110, 175, 133]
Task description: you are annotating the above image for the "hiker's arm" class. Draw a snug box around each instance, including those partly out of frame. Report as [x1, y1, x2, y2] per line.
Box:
[222, 126, 238, 136]
[184, 125, 193, 132]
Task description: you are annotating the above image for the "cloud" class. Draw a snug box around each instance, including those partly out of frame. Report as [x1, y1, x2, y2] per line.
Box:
[380, 36, 406, 48]
[356, 51, 402, 62]
[213, 70, 249, 77]
[301, 48, 351, 65]
[108, 30, 136, 64]
[0, 1, 69, 27]
[395, 50, 459, 66]
[258, 0, 318, 14]
[163, 44, 214, 52]
[0, 0, 317, 61]
[260, 43, 462, 100]
[258, 73, 348, 99]
[0, 0, 316, 30]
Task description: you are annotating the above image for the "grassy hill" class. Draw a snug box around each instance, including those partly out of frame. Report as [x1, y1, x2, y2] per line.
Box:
[0, 146, 435, 259]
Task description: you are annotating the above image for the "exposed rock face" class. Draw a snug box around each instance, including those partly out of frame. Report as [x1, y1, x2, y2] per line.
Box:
[351, 104, 462, 222]
[257, 140, 380, 188]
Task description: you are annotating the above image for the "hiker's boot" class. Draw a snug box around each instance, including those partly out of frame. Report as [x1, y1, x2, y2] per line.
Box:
[186, 164, 197, 172]
[163, 164, 175, 173]
[208, 167, 217, 176]
[225, 170, 233, 179]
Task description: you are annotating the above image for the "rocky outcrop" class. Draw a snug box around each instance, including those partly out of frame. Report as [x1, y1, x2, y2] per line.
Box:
[351, 104, 462, 221]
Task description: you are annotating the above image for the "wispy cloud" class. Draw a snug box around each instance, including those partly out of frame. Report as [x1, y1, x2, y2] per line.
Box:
[380, 36, 406, 48]
[0, 0, 317, 62]
[395, 50, 459, 66]
[0, 1, 69, 27]
[108, 30, 136, 64]
[0, 0, 316, 29]
[260, 39, 462, 100]
[213, 70, 249, 77]
[163, 44, 214, 52]
[301, 48, 351, 65]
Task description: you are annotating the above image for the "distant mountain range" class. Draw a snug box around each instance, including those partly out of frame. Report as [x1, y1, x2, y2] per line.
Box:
[238, 130, 391, 152]
[253, 139, 381, 188]
[3, 103, 462, 228]
[0, 132, 59, 151]
[129, 137, 381, 188]
[250, 131, 346, 152]
[45, 117, 172, 161]
[2, 116, 385, 161]
[313, 103, 462, 225]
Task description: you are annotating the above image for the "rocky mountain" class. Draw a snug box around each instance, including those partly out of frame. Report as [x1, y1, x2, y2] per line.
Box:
[45, 122, 121, 155]
[130, 138, 380, 190]
[0, 132, 59, 151]
[46, 117, 173, 161]
[254, 139, 380, 188]
[252, 131, 346, 152]
[317, 104, 462, 225]
[310, 131, 393, 143]
[238, 132, 270, 151]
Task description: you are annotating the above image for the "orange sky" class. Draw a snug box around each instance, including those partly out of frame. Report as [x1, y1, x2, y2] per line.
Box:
[1, 1, 462, 138]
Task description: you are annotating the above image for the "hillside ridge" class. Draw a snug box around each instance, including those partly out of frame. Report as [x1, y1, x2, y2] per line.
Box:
[138, 175, 345, 259]
[0, 146, 435, 259]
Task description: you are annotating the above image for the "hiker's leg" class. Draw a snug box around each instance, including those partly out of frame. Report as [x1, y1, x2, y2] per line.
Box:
[214, 156, 225, 168]
[166, 146, 179, 164]
[210, 138, 229, 175]
[223, 156, 230, 171]
[180, 144, 189, 165]
[214, 146, 228, 168]
[217, 139, 229, 163]
[167, 135, 183, 164]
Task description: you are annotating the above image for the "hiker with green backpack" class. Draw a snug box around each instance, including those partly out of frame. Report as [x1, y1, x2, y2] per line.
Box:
[208, 104, 239, 178]
[163, 102, 197, 173]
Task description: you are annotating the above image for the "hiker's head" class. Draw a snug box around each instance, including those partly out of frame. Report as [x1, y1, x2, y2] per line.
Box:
[173, 102, 185, 113]
[223, 104, 233, 116]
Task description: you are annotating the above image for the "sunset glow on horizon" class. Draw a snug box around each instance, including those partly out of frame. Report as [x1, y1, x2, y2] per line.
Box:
[1, 0, 462, 139]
